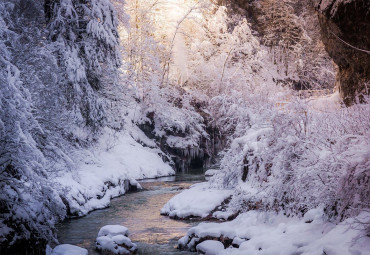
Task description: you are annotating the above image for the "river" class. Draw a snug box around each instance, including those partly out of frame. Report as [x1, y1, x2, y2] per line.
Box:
[55, 168, 207, 254]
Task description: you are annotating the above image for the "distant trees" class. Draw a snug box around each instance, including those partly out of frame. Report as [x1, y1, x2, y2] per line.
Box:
[121, 0, 164, 103]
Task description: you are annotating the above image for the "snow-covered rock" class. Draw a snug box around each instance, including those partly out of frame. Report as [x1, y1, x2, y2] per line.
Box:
[96, 225, 137, 255]
[51, 244, 88, 255]
[178, 210, 370, 255]
[98, 225, 129, 238]
[232, 237, 246, 247]
[129, 179, 142, 191]
[161, 182, 233, 219]
[196, 240, 225, 255]
[212, 210, 235, 221]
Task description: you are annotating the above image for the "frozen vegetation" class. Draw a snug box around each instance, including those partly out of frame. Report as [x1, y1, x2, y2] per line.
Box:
[0, 0, 369, 253]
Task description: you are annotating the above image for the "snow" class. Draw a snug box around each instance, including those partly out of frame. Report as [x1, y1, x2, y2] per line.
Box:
[196, 240, 225, 255]
[96, 236, 131, 255]
[161, 182, 233, 218]
[79, 127, 174, 180]
[51, 244, 88, 255]
[212, 210, 234, 221]
[129, 179, 141, 189]
[54, 127, 175, 216]
[112, 235, 135, 248]
[303, 207, 324, 223]
[205, 169, 219, 177]
[96, 225, 137, 255]
[166, 135, 199, 148]
[307, 91, 341, 112]
[232, 237, 246, 247]
[179, 210, 370, 255]
[97, 225, 129, 237]
[1, 0, 368, 250]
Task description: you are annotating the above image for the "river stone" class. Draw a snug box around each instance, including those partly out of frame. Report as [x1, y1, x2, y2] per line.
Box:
[196, 240, 225, 255]
[52, 244, 88, 255]
[98, 225, 129, 237]
[96, 225, 137, 255]
[232, 237, 246, 248]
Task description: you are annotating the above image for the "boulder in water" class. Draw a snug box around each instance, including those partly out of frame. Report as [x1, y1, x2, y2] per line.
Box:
[196, 240, 225, 255]
[96, 225, 137, 254]
[52, 244, 88, 255]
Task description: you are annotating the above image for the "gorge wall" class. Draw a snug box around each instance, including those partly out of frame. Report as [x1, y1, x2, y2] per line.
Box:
[316, 0, 370, 105]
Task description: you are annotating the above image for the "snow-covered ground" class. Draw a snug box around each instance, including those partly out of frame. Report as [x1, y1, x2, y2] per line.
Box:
[179, 209, 370, 255]
[54, 126, 174, 216]
[161, 182, 233, 219]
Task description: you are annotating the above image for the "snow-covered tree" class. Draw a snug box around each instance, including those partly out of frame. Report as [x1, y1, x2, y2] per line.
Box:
[0, 0, 126, 250]
[0, 1, 65, 248]
[46, 0, 121, 130]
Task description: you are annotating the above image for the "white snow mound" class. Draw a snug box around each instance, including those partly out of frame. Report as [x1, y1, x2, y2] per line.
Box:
[196, 240, 225, 255]
[179, 210, 370, 255]
[96, 225, 137, 255]
[51, 244, 88, 255]
[161, 182, 232, 218]
[98, 225, 129, 237]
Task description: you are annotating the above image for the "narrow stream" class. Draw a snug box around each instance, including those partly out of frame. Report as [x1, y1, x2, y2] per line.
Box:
[56, 168, 207, 254]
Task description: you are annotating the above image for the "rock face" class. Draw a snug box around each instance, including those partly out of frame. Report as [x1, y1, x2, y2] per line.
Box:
[138, 102, 225, 172]
[316, 0, 370, 105]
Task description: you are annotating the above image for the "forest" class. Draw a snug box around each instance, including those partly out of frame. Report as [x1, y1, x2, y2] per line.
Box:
[0, 0, 369, 254]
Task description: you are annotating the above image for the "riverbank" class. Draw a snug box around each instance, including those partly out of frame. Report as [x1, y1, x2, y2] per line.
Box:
[162, 181, 370, 255]
[52, 128, 175, 217]
[54, 169, 206, 255]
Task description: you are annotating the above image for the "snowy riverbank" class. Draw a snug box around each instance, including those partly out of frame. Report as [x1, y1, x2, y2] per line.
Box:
[162, 183, 370, 255]
[179, 209, 370, 255]
[54, 127, 175, 216]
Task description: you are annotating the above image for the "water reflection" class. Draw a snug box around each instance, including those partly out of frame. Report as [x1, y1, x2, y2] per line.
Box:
[56, 170, 206, 255]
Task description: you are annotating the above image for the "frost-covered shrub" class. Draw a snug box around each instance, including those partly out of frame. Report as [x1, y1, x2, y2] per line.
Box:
[211, 95, 370, 220]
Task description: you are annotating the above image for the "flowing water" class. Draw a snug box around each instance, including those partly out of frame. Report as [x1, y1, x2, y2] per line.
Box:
[55, 168, 207, 254]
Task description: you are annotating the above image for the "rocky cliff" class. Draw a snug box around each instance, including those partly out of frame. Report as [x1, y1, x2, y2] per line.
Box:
[316, 0, 370, 105]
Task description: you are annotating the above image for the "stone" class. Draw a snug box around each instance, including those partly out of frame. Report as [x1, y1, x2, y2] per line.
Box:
[317, 0, 370, 105]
